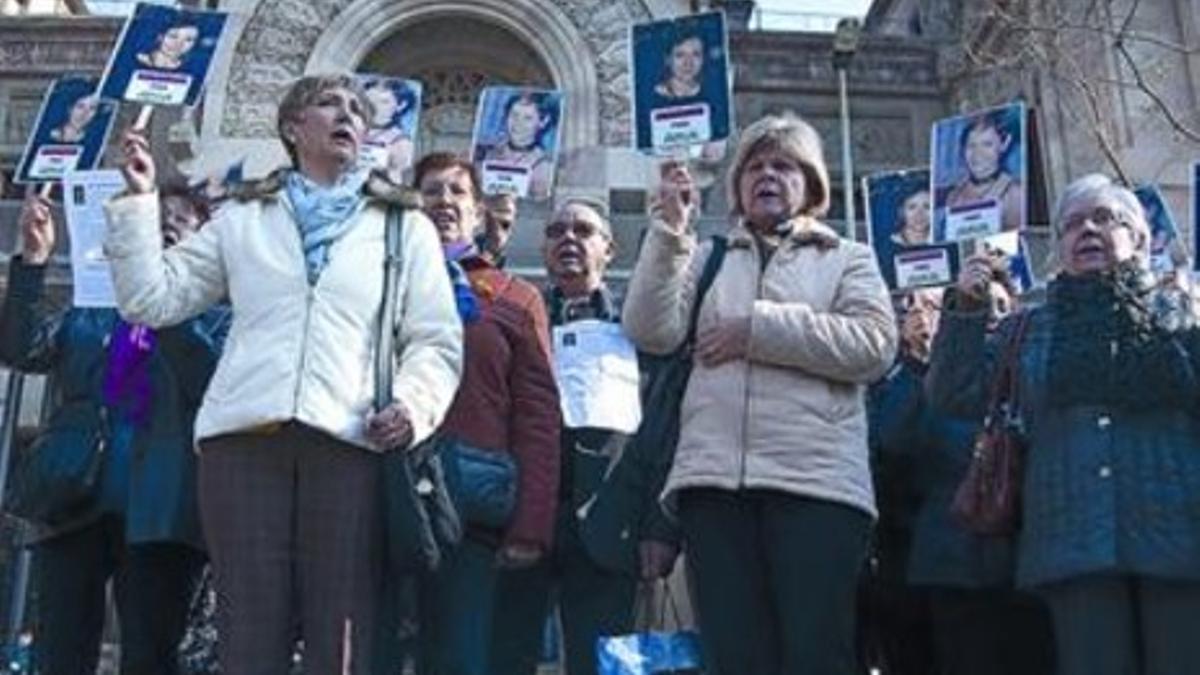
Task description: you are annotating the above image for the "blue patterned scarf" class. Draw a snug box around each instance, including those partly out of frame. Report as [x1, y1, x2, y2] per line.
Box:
[285, 168, 369, 284]
[443, 241, 481, 323]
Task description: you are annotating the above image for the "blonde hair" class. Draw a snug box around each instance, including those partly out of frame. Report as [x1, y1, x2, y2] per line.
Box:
[727, 113, 831, 218]
[276, 74, 373, 166]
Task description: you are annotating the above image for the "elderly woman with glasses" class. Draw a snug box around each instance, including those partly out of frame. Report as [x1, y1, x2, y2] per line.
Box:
[621, 112, 897, 674]
[102, 74, 463, 673]
[928, 174, 1200, 675]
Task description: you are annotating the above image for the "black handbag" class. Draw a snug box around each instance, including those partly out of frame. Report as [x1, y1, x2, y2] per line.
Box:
[376, 206, 462, 574]
[5, 406, 108, 526]
[577, 236, 727, 571]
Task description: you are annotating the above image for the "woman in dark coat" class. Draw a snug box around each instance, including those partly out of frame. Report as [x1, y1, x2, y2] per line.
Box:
[2, 184, 227, 675]
[928, 173, 1200, 675]
[874, 276, 1054, 675]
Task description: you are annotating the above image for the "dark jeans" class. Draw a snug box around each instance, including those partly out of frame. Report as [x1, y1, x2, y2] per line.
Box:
[927, 587, 1055, 675]
[417, 538, 499, 675]
[678, 488, 871, 675]
[34, 515, 205, 675]
[489, 515, 638, 675]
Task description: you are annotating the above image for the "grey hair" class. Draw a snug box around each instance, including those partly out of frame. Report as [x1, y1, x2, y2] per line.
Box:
[276, 74, 374, 166]
[1053, 173, 1150, 262]
[554, 195, 613, 238]
[726, 112, 831, 218]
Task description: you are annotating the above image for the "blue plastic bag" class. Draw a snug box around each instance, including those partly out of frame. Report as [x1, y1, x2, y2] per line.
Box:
[596, 630, 704, 674]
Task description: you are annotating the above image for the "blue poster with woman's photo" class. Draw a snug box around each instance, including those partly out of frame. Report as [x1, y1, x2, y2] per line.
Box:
[1134, 184, 1186, 275]
[98, 2, 228, 107]
[357, 75, 422, 181]
[931, 102, 1028, 242]
[14, 76, 117, 184]
[864, 168, 960, 290]
[471, 86, 565, 201]
[631, 11, 733, 154]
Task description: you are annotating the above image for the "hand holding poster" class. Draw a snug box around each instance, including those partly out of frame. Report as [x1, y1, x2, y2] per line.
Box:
[14, 77, 117, 185]
[864, 168, 960, 290]
[471, 86, 565, 201]
[931, 102, 1028, 242]
[631, 11, 733, 154]
[98, 2, 228, 108]
[357, 75, 422, 181]
[63, 170, 127, 308]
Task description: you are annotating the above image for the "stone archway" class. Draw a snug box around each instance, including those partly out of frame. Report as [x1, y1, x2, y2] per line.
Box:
[202, 0, 668, 149]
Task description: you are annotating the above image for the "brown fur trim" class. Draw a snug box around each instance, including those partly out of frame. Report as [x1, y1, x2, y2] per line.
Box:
[229, 168, 287, 202]
[229, 168, 422, 210]
[363, 170, 422, 209]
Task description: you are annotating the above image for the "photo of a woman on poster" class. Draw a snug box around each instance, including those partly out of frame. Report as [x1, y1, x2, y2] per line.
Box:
[654, 31, 705, 100]
[893, 188, 932, 247]
[360, 76, 421, 180]
[48, 92, 101, 144]
[932, 103, 1027, 241]
[866, 168, 956, 290]
[14, 76, 116, 184]
[631, 12, 732, 153]
[136, 21, 200, 71]
[98, 3, 228, 107]
[472, 87, 563, 201]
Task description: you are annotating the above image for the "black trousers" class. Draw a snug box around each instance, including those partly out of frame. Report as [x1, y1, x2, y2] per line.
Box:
[488, 513, 638, 675]
[34, 515, 205, 675]
[678, 488, 871, 675]
[927, 587, 1056, 675]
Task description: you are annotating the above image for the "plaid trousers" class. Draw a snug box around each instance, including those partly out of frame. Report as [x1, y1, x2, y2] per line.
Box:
[199, 422, 383, 675]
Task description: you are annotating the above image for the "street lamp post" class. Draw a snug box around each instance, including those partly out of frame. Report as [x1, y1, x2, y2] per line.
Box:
[833, 18, 862, 240]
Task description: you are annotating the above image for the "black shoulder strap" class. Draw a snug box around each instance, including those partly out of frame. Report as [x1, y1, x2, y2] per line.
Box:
[374, 206, 404, 413]
[684, 235, 727, 346]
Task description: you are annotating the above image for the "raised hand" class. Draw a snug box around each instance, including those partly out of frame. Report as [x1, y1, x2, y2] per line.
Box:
[120, 128, 157, 195]
[18, 194, 55, 265]
[654, 160, 699, 234]
[955, 254, 997, 309]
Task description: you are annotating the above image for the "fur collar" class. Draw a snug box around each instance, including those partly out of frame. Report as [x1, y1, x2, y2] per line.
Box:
[230, 168, 421, 210]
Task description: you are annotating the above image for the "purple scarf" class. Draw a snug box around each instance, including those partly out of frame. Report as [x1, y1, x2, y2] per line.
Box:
[102, 321, 157, 426]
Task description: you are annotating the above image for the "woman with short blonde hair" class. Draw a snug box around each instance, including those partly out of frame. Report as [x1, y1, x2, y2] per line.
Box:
[622, 112, 897, 674]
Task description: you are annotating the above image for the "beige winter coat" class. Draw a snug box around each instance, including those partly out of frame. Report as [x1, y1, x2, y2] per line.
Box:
[622, 218, 896, 517]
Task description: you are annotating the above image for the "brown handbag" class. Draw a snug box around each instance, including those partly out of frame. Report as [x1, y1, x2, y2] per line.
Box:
[950, 310, 1032, 536]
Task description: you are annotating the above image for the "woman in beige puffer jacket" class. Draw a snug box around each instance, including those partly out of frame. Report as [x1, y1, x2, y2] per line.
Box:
[622, 112, 897, 675]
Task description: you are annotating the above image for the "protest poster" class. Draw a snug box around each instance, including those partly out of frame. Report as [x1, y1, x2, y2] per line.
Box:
[357, 75, 422, 180]
[98, 2, 228, 107]
[14, 76, 117, 185]
[864, 168, 960, 290]
[470, 86, 565, 201]
[1133, 184, 1187, 275]
[931, 102, 1028, 241]
[631, 11, 733, 154]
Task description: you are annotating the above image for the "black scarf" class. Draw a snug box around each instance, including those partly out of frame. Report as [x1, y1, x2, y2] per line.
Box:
[1045, 263, 1198, 410]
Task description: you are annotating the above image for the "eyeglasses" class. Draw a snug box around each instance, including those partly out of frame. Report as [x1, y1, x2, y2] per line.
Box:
[544, 220, 606, 240]
[1061, 206, 1133, 234]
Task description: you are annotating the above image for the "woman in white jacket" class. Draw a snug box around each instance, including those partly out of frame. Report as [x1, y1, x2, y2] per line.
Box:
[622, 113, 897, 675]
[104, 74, 462, 674]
